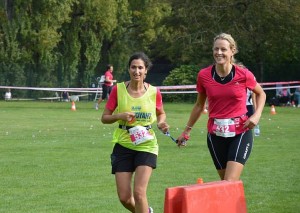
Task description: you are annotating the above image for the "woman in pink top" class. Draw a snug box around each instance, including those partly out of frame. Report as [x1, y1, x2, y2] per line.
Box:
[95, 64, 117, 110]
[177, 33, 266, 181]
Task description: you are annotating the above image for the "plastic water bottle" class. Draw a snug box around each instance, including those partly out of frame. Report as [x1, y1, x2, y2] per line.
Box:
[254, 125, 260, 136]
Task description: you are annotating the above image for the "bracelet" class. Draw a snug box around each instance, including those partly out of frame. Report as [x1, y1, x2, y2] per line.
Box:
[181, 132, 190, 141]
[186, 125, 193, 129]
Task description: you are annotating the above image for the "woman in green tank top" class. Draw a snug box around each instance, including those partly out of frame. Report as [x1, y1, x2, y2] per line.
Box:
[101, 52, 170, 213]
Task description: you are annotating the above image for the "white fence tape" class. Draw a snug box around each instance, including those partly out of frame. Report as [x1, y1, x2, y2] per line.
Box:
[1, 81, 300, 94]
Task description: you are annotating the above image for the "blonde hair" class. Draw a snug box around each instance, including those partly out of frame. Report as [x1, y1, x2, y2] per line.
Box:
[213, 33, 244, 66]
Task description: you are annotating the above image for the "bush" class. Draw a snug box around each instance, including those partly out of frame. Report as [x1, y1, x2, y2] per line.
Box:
[162, 65, 200, 102]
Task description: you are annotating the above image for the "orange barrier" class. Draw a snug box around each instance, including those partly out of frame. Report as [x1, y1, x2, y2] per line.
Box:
[164, 180, 247, 213]
[164, 186, 185, 213]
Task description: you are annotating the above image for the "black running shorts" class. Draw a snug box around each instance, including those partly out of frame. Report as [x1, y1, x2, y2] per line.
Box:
[110, 143, 157, 174]
[207, 130, 253, 170]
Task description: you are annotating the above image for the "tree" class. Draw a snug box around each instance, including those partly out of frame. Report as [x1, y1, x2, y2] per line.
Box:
[0, 0, 299, 94]
[152, 0, 300, 82]
[11, 0, 76, 89]
[0, 20, 27, 87]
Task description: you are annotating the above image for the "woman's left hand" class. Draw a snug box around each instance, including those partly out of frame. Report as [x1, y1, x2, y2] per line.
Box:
[244, 115, 259, 129]
[157, 122, 170, 133]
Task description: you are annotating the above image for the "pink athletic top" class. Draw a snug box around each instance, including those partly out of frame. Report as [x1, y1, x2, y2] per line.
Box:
[197, 65, 257, 134]
[104, 71, 114, 86]
[106, 84, 163, 111]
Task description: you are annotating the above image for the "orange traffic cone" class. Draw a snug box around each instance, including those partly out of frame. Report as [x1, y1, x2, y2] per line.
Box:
[197, 178, 204, 184]
[270, 105, 276, 115]
[71, 101, 76, 111]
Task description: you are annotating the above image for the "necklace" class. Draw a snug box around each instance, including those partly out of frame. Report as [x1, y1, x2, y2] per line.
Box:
[216, 71, 227, 81]
[214, 69, 228, 81]
[216, 69, 230, 81]
[212, 65, 235, 83]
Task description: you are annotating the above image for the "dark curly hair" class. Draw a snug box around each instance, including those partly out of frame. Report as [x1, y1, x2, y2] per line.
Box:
[128, 52, 152, 70]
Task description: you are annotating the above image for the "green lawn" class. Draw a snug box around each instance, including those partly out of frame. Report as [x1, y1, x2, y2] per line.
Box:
[0, 101, 299, 213]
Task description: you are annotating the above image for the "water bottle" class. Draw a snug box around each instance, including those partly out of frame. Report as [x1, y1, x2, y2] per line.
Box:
[254, 125, 260, 136]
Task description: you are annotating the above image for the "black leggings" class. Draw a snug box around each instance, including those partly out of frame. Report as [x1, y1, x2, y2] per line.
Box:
[207, 130, 253, 170]
[101, 84, 112, 99]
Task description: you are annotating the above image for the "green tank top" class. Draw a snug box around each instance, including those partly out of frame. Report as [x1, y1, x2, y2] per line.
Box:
[111, 82, 158, 155]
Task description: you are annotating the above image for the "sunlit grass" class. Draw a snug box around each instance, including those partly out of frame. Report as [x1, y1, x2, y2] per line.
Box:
[0, 101, 299, 212]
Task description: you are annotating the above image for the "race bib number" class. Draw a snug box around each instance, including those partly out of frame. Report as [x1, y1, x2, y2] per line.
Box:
[128, 126, 154, 145]
[212, 118, 236, 137]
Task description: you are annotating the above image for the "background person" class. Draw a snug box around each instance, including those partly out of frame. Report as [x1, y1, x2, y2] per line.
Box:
[176, 33, 266, 181]
[95, 64, 117, 110]
[247, 89, 260, 136]
[246, 88, 255, 117]
[4, 88, 12, 100]
[61, 91, 70, 102]
[101, 52, 169, 213]
[293, 87, 300, 107]
[276, 85, 291, 106]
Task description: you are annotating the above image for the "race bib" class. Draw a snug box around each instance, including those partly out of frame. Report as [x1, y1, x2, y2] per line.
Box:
[212, 118, 236, 137]
[128, 126, 154, 145]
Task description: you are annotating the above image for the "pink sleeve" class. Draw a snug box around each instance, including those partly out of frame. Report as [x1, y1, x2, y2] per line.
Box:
[245, 69, 257, 90]
[196, 70, 204, 93]
[105, 85, 117, 111]
[196, 68, 208, 94]
[156, 88, 163, 110]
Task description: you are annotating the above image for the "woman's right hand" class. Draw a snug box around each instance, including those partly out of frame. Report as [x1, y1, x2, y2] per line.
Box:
[157, 121, 170, 134]
[118, 112, 136, 122]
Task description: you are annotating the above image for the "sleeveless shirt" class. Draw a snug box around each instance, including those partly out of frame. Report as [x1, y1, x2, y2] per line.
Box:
[111, 82, 159, 154]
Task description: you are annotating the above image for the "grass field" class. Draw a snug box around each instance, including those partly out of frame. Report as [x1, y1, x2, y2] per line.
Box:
[0, 101, 299, 213]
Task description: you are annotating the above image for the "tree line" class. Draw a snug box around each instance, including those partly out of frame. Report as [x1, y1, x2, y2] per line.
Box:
[1, 0, 299, 97]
